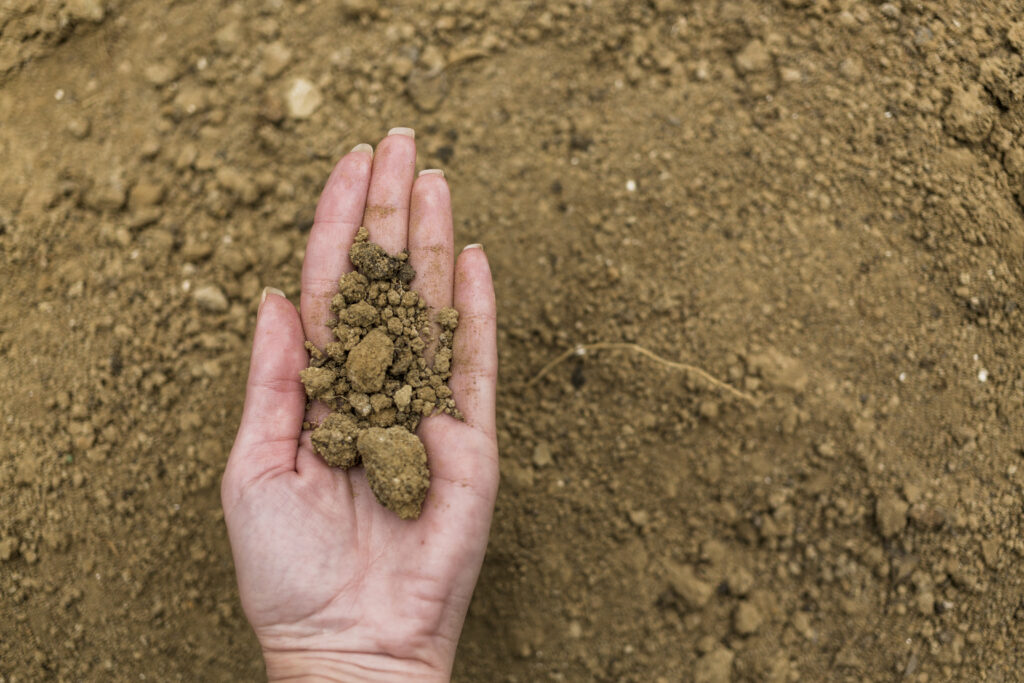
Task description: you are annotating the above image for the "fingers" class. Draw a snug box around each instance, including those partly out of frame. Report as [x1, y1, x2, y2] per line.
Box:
[450, 246, 497, 440]
[300, 145, 373, 350]
[363, 128, 416, 255]
[409, 171, 455, 354]
[228, 290, 308, 480]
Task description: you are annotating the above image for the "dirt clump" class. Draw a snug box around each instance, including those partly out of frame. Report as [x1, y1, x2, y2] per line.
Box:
[300, 227, 459, 519]
[309, 413, 359, 469]
[357, 427, 431, 521]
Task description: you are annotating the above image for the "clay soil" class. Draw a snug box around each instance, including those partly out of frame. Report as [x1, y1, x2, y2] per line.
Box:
[3, 1, 1024, 681]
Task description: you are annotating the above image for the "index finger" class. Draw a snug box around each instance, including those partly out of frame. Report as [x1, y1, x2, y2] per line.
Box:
[299, 144, 373, 350]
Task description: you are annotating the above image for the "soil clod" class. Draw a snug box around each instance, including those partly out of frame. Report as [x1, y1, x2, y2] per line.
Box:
[303, 227, 460, 519]
[357, 427, 431, 520]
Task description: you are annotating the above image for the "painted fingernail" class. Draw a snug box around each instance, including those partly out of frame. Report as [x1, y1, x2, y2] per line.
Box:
[387, 126, 415, 138]
[351, 143, 373, 157]
[462, 243, 484, 252]
[418, 168, 444, 177]
[261, 286, 285, 305]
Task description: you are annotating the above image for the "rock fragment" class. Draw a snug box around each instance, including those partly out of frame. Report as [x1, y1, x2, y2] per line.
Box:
[193, 285, 229, 312]
[285, 78, 323, 119]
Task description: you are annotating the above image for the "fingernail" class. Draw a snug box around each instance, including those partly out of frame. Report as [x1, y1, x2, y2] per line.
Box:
[387, 126, 415, 138]
[351, 143, 373, 157]
[462, 243, 483, 252]
[261, 287, 285, 305]
[418, 168, 444, 177]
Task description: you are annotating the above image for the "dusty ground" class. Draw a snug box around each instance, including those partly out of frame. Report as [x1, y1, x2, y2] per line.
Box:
[3, 0, 1024, 680]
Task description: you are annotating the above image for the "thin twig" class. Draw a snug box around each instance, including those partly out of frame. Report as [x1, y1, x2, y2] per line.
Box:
[526, 342, 758, 405]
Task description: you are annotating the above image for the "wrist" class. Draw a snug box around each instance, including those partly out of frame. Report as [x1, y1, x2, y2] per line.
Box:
[263, 648, 449, 683]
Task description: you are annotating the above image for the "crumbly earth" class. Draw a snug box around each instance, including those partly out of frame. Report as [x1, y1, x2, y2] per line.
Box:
[357, 427, 431, 521]
[300, 227, 458, 518]
[3, 1, 1024, 681]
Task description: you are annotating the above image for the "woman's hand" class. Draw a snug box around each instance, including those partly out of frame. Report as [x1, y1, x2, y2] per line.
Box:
[221, 128, 498, 682]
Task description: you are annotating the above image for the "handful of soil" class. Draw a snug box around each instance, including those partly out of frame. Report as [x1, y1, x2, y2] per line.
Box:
[300, 227, 461, 519]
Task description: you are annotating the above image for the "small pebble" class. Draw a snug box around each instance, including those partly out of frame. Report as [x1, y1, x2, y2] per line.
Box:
[285, 78, 323, 119]
[192, 285, 229, 312]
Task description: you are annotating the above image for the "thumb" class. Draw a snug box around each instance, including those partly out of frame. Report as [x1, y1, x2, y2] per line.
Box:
[226, 288, 308, 486]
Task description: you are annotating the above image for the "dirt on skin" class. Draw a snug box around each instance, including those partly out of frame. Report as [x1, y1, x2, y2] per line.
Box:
[300, 227, 458, 518]
[4, 1, 1024, 681]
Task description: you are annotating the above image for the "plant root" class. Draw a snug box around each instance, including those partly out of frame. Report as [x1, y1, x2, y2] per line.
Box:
[526, 342, 758, 406]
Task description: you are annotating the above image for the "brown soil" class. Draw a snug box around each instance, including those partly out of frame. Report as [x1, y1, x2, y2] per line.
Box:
[358, 426, 431, 522]
[3, 1, 1024, 681]
[301, 227, 458, 518]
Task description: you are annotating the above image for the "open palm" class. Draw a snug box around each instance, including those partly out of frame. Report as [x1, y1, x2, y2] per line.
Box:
[221, 129, 498, 682]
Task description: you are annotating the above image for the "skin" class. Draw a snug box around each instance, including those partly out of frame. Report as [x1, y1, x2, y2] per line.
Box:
[221, 130, 499, 682]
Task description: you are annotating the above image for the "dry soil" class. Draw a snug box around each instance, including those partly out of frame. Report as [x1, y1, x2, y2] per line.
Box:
[3, 0, 1024, 681]
[301, 226, 459, 519]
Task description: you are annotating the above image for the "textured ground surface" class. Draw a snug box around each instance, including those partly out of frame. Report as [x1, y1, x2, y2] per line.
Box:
[3, 0, 1024, 680]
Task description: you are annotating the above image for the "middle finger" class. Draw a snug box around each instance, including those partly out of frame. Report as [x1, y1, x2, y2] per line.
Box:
[363, 127, 417, 255]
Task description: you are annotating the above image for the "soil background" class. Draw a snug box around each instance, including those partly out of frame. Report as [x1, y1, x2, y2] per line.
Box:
[3, 0, 1024, 681]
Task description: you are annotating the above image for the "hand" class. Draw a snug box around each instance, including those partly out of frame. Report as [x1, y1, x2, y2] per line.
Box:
[221, 129, 499, 682]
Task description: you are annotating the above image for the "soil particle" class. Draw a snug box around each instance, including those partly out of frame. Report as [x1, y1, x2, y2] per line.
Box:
[1004, 147, 1024, 178]
[129, 181, 165, 209]
[733, 601, 763, 636]
[0, 537, 18, 562]
[943, 83, 995, 144]
[83, 178, 127, 212]
[349, 235, 415, 283]
[215, 167, 259, 206]
[393, 384, 413, 410]
[285, 77, 323, 119]
[665, 561, 713, 608]
[746, 348, 808, 393]
[531, 442, 553, 468]
[346, 329, 394, 393]
[735, 39, 771, 74]
[261, 42, 292, 78]
[343, 300, 378, 328]
[15, 455, 38, 486]
[357, 427, 430, 520]
[301, 228, 460, 518]
[192, 284, 229, 312]
[876, 493, 909, 539]
[980, 539, 1000, 568]
[66, 117, 91, 139]
[298, 366, 336, 403]
[695, 647, 734, 683]
[500, 459, 534, 491]
[407, 67, 449, 112]
[66, 0, 105, 23]
[1009, 21, 1024, 52]
[310, 413, 359, 468]
[725, 566, 755, 597]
